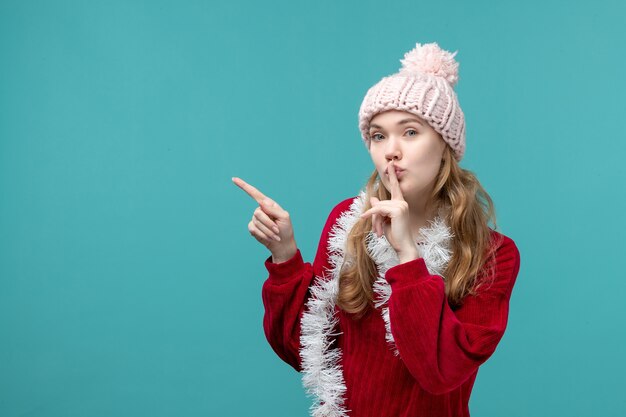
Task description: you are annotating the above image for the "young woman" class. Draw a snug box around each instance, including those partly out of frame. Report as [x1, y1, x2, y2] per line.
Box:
[233, 42, 521, 417]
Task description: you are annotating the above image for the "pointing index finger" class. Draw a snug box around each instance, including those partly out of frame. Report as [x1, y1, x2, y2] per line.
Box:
[232, 176, 268, 204]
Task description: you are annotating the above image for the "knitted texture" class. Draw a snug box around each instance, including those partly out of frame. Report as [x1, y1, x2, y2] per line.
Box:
[358, 42, 466, 161]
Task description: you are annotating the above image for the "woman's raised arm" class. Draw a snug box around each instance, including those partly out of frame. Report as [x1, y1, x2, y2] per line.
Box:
[260, 197, 354, 372]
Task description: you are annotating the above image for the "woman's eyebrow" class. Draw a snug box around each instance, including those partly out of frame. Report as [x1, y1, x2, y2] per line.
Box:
[369, 118, 423, 130]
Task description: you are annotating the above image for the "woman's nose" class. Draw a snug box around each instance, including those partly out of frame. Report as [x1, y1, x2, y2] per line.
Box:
[384, 137, 401, 160]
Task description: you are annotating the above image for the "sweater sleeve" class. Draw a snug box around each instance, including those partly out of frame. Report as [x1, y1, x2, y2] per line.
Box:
[261, 197, 355, 372]
[384, 233, 521, 395]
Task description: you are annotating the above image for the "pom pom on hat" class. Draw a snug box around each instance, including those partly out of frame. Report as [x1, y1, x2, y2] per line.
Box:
[399, 42, 460, 87]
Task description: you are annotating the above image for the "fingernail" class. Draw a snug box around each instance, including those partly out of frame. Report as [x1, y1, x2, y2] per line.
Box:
[274, 235, 281, 241]
[273, 226, 280, 233]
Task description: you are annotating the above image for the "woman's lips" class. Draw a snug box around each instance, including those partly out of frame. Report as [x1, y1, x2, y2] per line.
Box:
[385, 168, 405, 178]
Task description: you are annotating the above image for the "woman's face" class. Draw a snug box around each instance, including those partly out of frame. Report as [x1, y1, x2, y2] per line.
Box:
[368, 110, 447, 202]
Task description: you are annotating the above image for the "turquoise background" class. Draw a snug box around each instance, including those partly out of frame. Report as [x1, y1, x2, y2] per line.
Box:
[1, 0, 624, 416]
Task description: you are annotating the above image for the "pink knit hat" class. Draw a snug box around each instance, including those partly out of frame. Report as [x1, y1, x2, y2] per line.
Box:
[358, 42, 466, 161]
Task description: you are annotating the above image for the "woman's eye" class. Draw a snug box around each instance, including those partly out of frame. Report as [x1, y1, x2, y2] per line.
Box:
[371, 130, 416, 141]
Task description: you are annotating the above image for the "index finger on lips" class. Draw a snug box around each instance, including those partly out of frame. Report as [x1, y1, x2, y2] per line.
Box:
[232, 177, 267, 204]
[387, 161, 404, 201]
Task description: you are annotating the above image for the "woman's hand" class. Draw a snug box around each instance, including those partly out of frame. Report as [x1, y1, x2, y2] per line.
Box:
[232, 177, 297, 263]
[359, 160, 419, 262]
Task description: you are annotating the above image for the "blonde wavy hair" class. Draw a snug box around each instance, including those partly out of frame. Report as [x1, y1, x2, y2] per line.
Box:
[337, 144, 504, 320]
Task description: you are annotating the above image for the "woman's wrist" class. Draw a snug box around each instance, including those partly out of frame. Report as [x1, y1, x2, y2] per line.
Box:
[397, 243, 420, 264]
[271, 241, 298, 264]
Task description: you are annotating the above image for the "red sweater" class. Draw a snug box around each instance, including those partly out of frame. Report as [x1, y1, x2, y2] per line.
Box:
[262, 196, 521, 417]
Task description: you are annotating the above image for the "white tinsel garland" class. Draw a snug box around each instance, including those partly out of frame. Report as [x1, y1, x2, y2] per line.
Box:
[299, 189, 453, 417]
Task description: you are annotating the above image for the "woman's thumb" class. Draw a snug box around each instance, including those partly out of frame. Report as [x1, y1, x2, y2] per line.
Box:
[261, 198, 283, 216]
